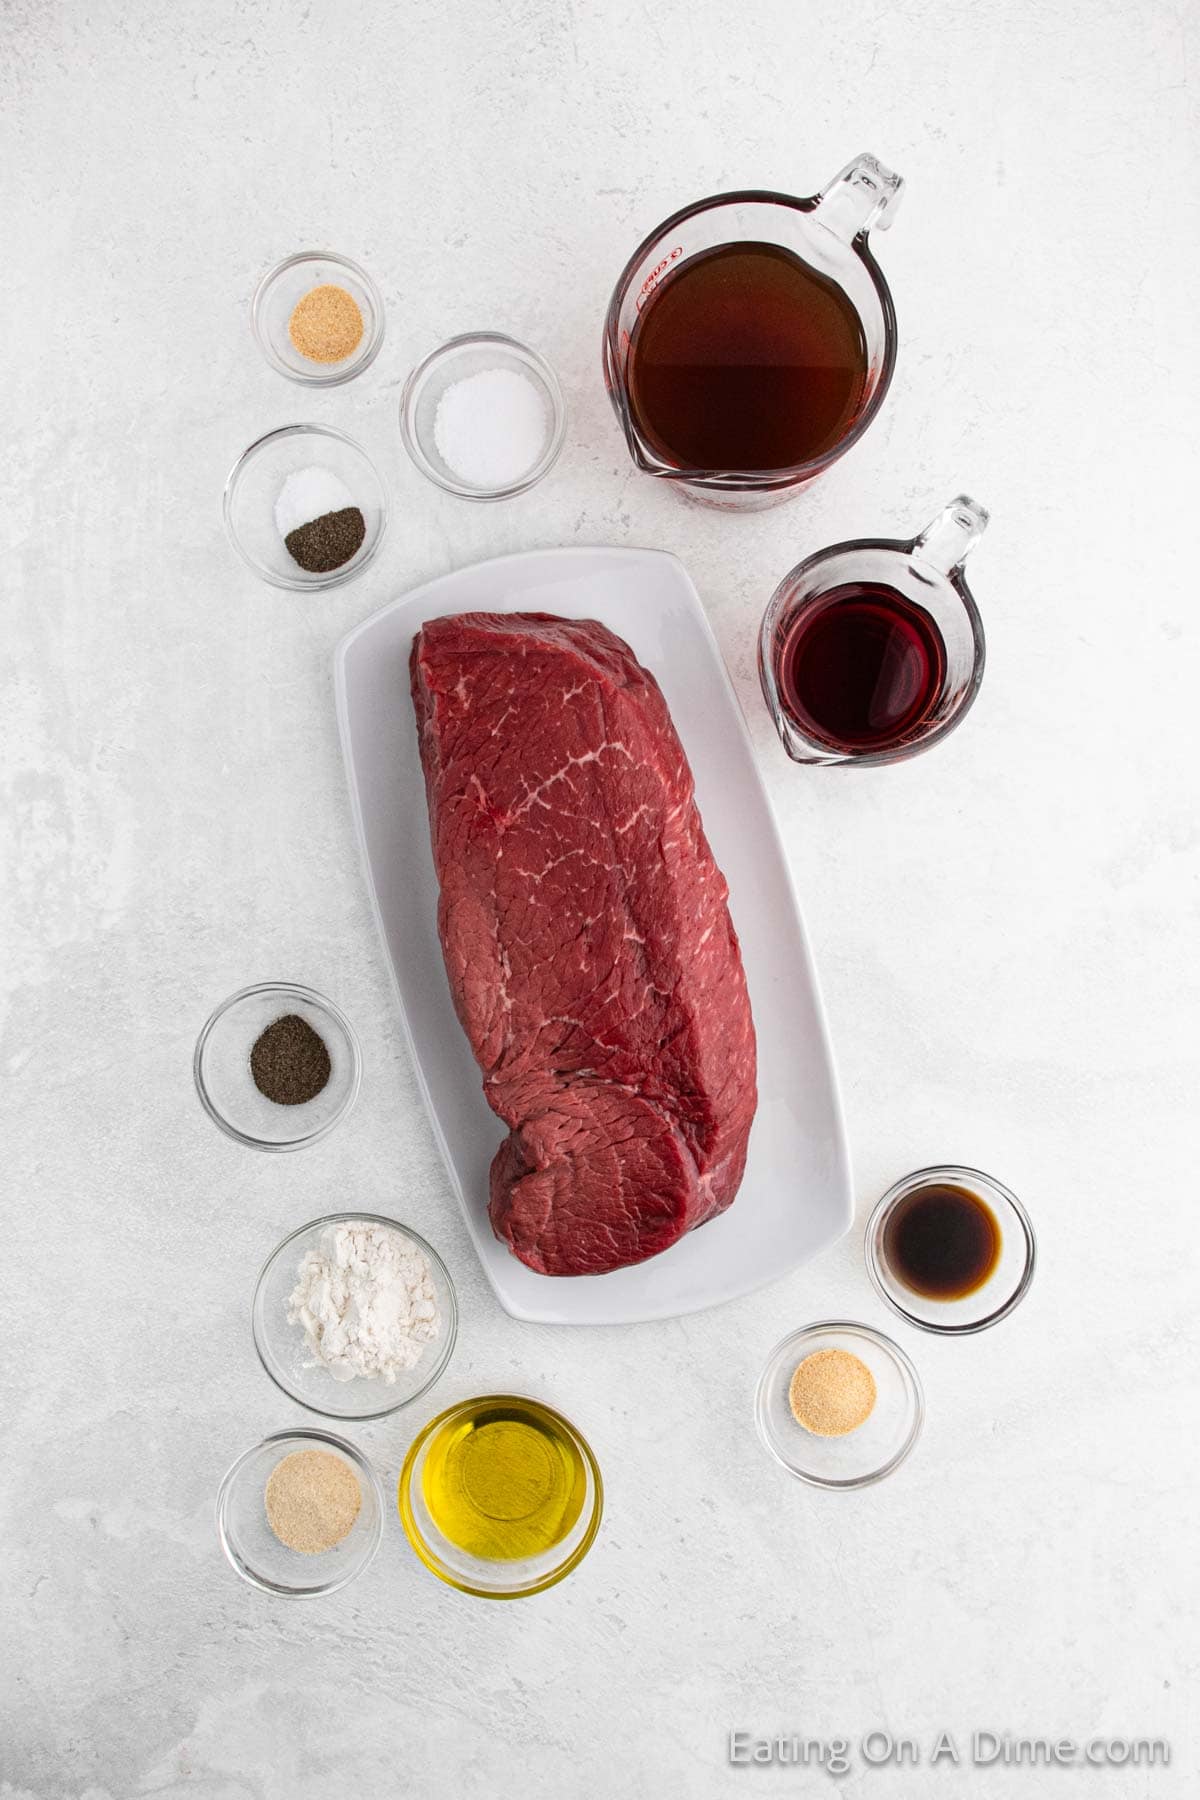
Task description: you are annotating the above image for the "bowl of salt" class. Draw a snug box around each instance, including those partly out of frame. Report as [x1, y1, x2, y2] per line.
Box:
[399, 332, 567, 500]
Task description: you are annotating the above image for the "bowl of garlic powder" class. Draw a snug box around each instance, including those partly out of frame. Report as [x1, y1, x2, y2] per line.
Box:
[251, 250, 385, 386]
[754, 1321, 924, 1489]
[252, 1213, 458, 1420]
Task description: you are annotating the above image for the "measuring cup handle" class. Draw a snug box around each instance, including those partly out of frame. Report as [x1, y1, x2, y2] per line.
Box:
[913, 497, 990, 574]
[812, 154, 904, 241]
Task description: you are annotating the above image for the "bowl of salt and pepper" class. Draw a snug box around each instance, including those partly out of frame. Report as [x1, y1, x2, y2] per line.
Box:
[224, 423, 388, 590]
[213, 201, 1033, 1595]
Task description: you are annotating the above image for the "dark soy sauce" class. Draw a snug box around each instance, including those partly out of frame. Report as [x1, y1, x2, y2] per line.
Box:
[883, 1183, 1001, 1301]
[626, 241, 868, 472]
[778, 583, 946, 752]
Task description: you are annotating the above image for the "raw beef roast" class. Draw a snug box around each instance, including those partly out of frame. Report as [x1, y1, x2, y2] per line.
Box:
[410, 612, 757, 1276]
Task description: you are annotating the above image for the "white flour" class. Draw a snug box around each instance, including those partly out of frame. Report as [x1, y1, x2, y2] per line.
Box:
[287, 1221, 440, 1383]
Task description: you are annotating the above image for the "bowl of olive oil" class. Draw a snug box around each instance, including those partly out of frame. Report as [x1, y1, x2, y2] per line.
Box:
[398, 1395, 603, 1597]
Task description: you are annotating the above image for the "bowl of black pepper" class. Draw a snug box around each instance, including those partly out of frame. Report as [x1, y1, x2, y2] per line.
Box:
[223, 424, 388, 590]
[194, 982, 362, 1151]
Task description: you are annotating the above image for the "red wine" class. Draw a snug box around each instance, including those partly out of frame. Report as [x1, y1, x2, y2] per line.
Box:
[626, 241, 868, 472]
[778, 583, 946, 751]
[883, 1183, 1001, 1300]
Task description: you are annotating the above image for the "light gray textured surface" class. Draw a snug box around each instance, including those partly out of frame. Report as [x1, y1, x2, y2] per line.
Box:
[2, 1, 1197, 1795]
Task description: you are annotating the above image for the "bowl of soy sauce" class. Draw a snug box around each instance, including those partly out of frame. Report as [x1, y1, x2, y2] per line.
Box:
[865, 1166, 1035, 1335]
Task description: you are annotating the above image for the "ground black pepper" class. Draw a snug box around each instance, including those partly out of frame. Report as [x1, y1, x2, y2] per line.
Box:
[284, 506, 366, 574]
[250, 1014, 332, 1105]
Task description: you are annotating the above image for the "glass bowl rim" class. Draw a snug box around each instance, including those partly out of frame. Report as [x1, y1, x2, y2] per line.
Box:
[222, 422, 389, 591]
[193, 980, 362, 1152]
[250, 249, 386, 387]
[755, 1319, 925, 1489]
[215, 1424, 384, 1597]
[252, 1212, 460, 1420]
[397, 1391, 604, 1596]
[864, 1163, 1037, 1335]
[398, 332, 568, 500]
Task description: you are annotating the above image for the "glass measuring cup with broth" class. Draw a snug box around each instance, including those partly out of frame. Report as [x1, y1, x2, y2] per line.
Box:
[602, 154, 903, 508]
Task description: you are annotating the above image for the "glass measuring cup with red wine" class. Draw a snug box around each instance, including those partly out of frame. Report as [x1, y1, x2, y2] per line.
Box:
[759, 497, 989, 765]
[603, 154, 903, 509]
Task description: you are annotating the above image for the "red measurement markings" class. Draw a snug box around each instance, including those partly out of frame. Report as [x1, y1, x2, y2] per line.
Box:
[634, 246, 683, 312]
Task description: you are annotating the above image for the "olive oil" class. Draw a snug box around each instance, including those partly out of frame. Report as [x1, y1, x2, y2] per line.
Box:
[421, 1398, 587, 1562]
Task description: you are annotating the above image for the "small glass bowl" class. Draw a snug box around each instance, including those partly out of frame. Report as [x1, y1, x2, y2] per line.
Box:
[194, 982, 361, 1152]
[398, 1395, 603, 1598]
[399, 332, 567, 500]
[755, 1322, 924, 1489]
[216, 1427, 383, 1597]
[253, 1213, 458, 1420]
[865, 1164, 1036, 1335]
[251, 251, 384, 385]
[224, 423, 387, 590]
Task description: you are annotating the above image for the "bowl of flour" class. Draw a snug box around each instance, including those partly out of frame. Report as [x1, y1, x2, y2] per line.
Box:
[253, 1213, 458, 1419]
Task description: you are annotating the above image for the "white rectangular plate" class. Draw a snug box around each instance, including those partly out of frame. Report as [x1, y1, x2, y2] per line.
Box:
[334, 546, 851, 1324]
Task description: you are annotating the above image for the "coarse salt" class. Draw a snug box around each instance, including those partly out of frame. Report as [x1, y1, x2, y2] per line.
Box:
[433, 366, 549, 489]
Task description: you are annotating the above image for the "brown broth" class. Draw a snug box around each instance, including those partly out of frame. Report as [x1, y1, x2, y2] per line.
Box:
[626, 241, 868, 473]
